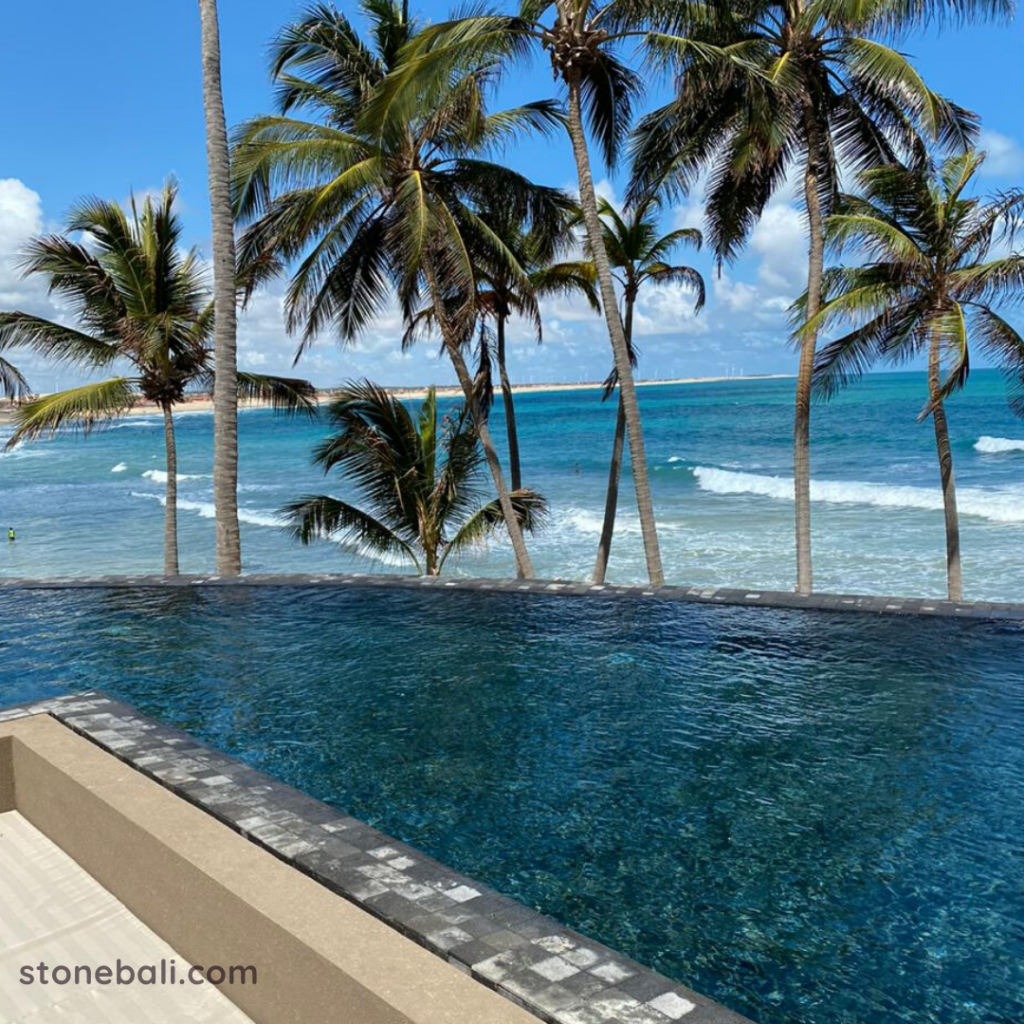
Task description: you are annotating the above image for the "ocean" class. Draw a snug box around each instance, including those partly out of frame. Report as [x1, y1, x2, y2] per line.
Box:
[1, 369, 1022, 601]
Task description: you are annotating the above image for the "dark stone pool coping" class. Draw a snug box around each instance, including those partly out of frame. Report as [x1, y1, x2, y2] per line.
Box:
[1, 571, 1023, 620]
[0, 692, 752, 1024]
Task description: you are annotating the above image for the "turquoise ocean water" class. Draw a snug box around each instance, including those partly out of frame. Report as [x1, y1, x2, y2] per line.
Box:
[1, 369, 1022, 600]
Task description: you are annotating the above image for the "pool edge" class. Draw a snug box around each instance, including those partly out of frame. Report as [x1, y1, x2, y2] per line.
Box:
[0, 572, 1021, 621]
[0, 692, 755, 1024]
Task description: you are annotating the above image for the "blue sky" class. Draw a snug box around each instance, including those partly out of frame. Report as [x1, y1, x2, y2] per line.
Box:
[2, 1, 1024, 389]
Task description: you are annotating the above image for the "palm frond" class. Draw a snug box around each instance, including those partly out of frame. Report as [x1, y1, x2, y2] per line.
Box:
[235, 373, 319, 416]
[0, 357, 28, 401]
[280, 494, 421, 570]
[5, 379, 138, 448]
[439, 487, 547, 569]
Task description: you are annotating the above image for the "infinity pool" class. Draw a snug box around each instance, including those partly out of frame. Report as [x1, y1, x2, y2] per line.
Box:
[2, 584, 1022, 1024]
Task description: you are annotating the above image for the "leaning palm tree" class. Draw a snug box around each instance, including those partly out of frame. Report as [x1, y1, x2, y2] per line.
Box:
[198, 0, 243, 576]
[283, 381, 546, 574]
[374, 0, 679, 586]
[629, 0, 999, 594]
[805, 151, 1024, 601]
[0, 185, 317, 575]
[592, 195, 704, 584]
[233, 0, 566, 580]
[406, 202, 600, 490]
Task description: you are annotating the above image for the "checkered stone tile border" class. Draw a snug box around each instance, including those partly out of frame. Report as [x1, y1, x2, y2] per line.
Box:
[0, 692, 754, 1024]
[0, 571, 1022, 620]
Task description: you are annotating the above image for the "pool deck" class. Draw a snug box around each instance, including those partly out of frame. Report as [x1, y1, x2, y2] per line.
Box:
[2, 571, 1023, 620]
[0, 692, 753, 1024]
[0, 809, 254, 1024]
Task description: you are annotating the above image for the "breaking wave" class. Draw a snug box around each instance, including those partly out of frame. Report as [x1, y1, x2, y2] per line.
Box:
[131, 492, 280, 528]
[693, 466, 1024, 524]
[111, 463, 128, 473]
[141, 469, 211, 484]
[975, 436, 1024, 454]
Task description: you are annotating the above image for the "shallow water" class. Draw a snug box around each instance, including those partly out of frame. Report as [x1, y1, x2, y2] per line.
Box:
[2, 370, 1024, 600]
[3, 584, 1022, 1024]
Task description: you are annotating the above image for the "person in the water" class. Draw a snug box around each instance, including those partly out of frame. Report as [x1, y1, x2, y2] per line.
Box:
[7, 528, 15, 542]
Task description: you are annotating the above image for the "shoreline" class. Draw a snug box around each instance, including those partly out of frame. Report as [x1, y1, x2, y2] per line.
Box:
[0, 374, 791, 423]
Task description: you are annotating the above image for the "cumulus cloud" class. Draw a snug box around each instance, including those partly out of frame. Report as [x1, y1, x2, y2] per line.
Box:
[979, 130, 1024, 178]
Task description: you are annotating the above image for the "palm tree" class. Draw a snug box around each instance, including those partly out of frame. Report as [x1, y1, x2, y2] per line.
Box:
[406, 203, 600, 490]
[0, 185, 317, 575]
[591, 196, 704, 583]
[282, 380, 546, 574]
[377, 0, 680, 586]
[629, 0, 997, 594]
[233, 0, 566, 579]
[806, 151, 1024, 601]
[198, 0, 242, 576]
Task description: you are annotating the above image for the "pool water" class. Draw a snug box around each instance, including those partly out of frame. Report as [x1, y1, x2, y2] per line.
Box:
[2, 585, 1022, 1024]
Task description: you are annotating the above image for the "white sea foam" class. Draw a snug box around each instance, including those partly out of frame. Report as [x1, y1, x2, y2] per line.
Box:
[141, 469, 211, 484]
[0, 442, 49, 461]
[560, 507, 684, 536]
[111, 463, 128, 473]
[131, 491, 281, 528]
[110, 420, 160, 429]
[693, 466, 1024, 524]
[975, 436, 1024, 454]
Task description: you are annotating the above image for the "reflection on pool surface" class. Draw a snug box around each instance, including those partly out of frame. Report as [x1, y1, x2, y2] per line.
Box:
[2, 584, 1022, 1024]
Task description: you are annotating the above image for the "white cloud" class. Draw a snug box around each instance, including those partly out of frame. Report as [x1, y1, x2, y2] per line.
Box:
[979, 130, 1024, 178]
[0, 179, 44, 307]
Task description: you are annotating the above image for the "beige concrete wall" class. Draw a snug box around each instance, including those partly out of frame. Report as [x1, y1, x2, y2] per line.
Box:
[1, 715, 536, 1024]
[0, 735, 13, 812]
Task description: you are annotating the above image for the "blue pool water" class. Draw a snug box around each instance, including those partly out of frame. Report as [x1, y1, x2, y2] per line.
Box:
[2, 584, 1023, 1024]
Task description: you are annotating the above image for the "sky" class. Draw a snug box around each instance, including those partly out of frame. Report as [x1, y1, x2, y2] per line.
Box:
[2, 1, 1024, 390]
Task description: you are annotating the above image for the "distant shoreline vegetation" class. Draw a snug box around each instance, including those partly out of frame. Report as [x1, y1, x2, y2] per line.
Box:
[0, 374, 793, 422]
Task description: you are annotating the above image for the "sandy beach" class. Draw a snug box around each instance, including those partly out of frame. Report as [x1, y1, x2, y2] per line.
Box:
[0, 374, 791, 423]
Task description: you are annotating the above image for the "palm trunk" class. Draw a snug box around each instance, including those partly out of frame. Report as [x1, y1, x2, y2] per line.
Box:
[565, 71, 664, 587]
[422, 255, 535, 579]
[929, 334, 963, 601]
[593, 396, 626, 584]
[795, 101, 824, 596]
[161, 403, 180, 576]
[496, 314, 522, 491]
[593, 294, 635, 584]
[198, 0, 241, 576]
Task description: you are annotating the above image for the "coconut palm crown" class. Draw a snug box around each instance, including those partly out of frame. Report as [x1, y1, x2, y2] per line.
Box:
[282, 381, 547, 574]
[591, 194, 704, 583]
[805, 150, 1024, 600]
[232, 0, 568, 579]
[404, 198, 600, 491]
[0, 183, 317, 575]
[629, 0, 1001, 594]
[367, 0, 694, 586]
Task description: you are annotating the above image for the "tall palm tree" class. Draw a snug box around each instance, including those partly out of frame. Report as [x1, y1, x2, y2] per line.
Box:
[198, 0, 242, 576]
[591, 196, 704, 583]
[283, 380, 546, 574]
[629, 0, 997, 594]
[232, 0, 567, 579]
[806, 151, 1024, 601]
[0, 185, 317, 575]
[378, 0, 680, 586]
